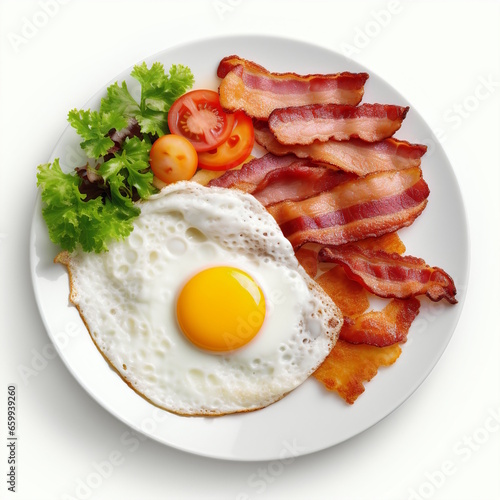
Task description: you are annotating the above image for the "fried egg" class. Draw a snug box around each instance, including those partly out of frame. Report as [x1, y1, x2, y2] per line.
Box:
[57, 182, 342, 416]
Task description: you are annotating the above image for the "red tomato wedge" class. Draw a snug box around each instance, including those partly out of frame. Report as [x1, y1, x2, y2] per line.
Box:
[167, 89, 235, 153]
[197, 112, 254, 171]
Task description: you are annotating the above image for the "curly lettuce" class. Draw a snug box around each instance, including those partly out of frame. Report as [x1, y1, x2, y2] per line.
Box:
[37, 62, 194, 253]
[37, 159, 139, 253]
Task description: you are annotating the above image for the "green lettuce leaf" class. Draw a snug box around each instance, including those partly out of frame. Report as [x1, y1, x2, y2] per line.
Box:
[68, 109, 128, 159]
[99, 137, 155, 200]
[37, 160, 138, 253]
[131, 62, 194, 136]
[100, 81, 139, 118]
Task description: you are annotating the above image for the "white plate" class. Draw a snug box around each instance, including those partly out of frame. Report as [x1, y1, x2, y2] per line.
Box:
[30, 35, 469, 461]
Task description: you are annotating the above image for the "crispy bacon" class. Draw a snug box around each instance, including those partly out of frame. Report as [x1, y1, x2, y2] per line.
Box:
[209, 153, 355, 206]
[253, 165, 354, 206]
[313, 339, 402, 404]
[267, 167, 429, 249]
[208, 154, 300, 192]
[340, 298, 420, 346]
[356, 232, 406, 255]
[217, 55, 368, 120]
[268, 103, 409, 145]
[295, 247, 318, 278]
[254, 120, 427, 176]
[319, 245, 458, 303]
[316, 266, 370, 318]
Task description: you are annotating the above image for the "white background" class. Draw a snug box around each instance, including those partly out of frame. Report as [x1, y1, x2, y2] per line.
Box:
[1, 0, 499, 499]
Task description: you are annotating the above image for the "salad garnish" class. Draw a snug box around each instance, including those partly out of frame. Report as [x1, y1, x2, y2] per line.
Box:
[37, 62, 194, 253]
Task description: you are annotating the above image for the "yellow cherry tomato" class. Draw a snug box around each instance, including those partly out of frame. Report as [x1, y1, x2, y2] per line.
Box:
[150, 134, 198, 184]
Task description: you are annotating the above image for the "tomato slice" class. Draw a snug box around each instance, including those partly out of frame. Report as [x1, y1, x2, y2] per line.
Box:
[167, 89, 235, 153]
[149, 134, 198, 184]
[197, 112, 254, 171]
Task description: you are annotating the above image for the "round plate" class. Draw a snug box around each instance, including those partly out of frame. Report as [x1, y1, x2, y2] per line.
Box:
[30, 35, 469, 461]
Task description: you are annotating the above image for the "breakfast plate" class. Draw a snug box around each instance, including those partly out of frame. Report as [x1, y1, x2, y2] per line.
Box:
[30, 35, 469, 461]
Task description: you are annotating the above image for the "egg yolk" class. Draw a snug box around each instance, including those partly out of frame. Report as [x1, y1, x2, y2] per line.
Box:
[176, 266, 266, 352]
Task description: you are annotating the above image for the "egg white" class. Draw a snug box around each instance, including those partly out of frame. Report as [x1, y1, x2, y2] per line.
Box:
[58, 182, 342, 416]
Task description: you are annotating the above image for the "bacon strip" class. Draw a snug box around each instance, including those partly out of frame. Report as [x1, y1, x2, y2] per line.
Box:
[267, 167, 429, 249]
[208, 154, 300, 192]
[252, 165, 354, 206]
[316, 266, 370, 318]
[319, 245, 458, 303]
[268, 103, 409, 145]
[254, 120, 427, 176]
[208, 153, 355, 206]
[340, 298, 420, 346]
[315, 232, 408, 324]
[217, 55, 368, 120]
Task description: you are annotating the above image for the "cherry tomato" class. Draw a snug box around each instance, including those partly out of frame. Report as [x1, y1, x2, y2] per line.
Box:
[197, 112, 254, 171]
[149, 134, 198, 184]
[167, 89, 235, 153]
